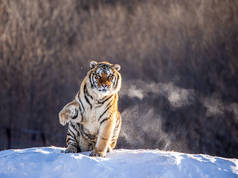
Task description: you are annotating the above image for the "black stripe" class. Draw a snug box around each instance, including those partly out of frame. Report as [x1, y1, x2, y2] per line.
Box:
[100, 118, 109, 125]
[113, 75, 117, 86]
[106, 100, 112, 108]
[116, 75, 120, 88]
[71, 123, 80, 136]
[115, 123, 120, 129]
[69, 123, 79, 141]
[97, 95, 113, 105]
[77, 124, 86, 140]
[99, 95, 108, 103]
[68, 127, 77, 140]
[101, 95, 108, 100]
[84, 132, 96, 140]
[111, 136, 117, 140]
[77, 105, 84, 122]
[78, 98, 85, 112]
[66, 137, 75, 143]
[66, 132, 73, 139]
[89, 73, 94, 88]
[114, 75, 119, 88]
[84, 84, 93, 99]
[88, 143, 95, 150]
[98, 104, 112, 121]
[84, 85, 92, 109]
[78, 103, 82, 112]
[76, 123, 81, 128]
[71, 109, 78, 119]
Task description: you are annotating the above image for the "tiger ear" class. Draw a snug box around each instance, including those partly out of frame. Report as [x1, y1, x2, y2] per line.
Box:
[114, 64, 121, 71]
[90, 61, 97, 69]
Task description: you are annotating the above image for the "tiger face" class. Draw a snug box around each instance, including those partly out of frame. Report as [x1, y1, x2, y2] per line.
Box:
[88, 61, 121, 96]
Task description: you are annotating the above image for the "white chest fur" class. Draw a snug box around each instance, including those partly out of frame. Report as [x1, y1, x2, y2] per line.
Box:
[81, 101, 106, 136]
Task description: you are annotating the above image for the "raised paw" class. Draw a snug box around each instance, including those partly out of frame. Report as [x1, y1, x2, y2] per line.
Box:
[59, 103, 80, 126]
[59, 111, 71, 126]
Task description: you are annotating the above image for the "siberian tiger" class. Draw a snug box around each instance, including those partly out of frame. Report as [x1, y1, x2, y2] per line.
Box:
[59, 61, 122, 157]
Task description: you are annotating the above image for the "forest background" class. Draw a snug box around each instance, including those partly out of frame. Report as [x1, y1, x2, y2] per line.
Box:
[0, 0, 238, 158]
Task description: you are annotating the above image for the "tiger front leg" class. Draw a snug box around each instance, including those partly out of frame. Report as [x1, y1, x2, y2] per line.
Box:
[62, 122, 81, 153]
[59, 100, 82, 126]
[62, 134, 79, 153]
[90, 119, 116, 157]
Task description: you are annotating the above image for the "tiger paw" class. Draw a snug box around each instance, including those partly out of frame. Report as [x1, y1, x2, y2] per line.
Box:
[62, 146, 78, 153]
[89, 150, 105, 157]
[107, 145, 112, 153]
[59, 104, 80, 126]
[59, 112, 70, 126]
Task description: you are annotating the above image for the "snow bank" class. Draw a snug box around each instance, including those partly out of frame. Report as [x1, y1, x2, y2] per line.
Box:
[0, 147, 237, 178]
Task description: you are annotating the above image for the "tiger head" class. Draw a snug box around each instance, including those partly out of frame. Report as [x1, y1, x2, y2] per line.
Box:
[87, 61, 121, 96]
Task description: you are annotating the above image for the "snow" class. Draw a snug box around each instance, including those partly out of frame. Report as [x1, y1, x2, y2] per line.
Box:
[0, 147, 237, 178]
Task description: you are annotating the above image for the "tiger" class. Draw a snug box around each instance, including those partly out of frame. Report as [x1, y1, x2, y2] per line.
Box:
[59, 60, 122, 157]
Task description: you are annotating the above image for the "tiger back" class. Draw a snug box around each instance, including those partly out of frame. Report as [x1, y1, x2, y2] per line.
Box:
[59, 60, 122, 157]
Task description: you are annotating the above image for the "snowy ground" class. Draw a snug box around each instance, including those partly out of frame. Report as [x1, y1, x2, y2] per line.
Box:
[0, 147, 237, 178]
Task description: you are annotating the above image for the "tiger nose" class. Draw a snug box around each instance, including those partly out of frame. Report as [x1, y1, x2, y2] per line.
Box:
[102, 83, 107, 87]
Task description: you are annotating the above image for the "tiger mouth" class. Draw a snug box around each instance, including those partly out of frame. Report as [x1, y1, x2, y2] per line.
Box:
[98, 88, 108, 92]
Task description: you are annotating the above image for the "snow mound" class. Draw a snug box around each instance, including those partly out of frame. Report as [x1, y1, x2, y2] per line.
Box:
[0, 147, 237, 178]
